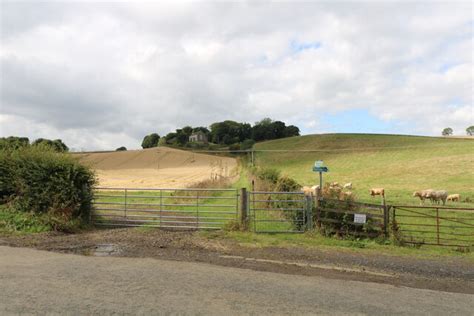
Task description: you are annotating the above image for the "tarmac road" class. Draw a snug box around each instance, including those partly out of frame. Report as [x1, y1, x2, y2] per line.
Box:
[0, 246, 472, 315]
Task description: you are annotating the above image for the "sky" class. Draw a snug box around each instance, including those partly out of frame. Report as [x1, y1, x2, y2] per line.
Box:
[0, 1, 472, 151]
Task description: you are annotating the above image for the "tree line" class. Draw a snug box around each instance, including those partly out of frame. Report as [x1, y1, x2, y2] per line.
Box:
[0, 136, 69, 152]
[140, 118, 300, 149]
[442, 126, 474, 136]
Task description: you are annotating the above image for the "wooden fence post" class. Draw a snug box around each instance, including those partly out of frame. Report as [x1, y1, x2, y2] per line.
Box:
[239, 188, 248, 230]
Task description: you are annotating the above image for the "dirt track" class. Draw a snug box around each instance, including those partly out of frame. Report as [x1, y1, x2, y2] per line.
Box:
[2, 228, 473, 295]
[75, 147, 238, 188]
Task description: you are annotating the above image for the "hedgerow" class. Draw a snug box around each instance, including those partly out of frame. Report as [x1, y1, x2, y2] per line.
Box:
[0, 146, 96, 232]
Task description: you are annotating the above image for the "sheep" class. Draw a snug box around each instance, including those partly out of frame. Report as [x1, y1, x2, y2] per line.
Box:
[430, 190, 448, 205]
[330, 182, 341, 188]
[369, 188, 385, 198]
[301, 186, 314, 196]
[342, 191, 353, 198]
[412, 189, 434, 205]
[343, 182, 352, 190]
[311, 185, 320, 194]
[446, 194, 460, 202]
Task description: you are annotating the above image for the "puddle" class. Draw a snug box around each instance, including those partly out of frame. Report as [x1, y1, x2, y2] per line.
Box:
[82, 244, 122, 257]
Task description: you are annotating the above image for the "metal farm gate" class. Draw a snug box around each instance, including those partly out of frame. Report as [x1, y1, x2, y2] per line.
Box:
[92, 187, 239, 230]
[248, 191, 312, 233]
[392, 205, 474, 247]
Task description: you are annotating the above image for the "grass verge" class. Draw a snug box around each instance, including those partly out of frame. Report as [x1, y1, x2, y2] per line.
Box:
[200, 230, 474, 260]
[0, 205, 51, 234]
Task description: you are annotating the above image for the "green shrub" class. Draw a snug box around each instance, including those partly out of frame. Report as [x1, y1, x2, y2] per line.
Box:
[0, 146, 96, 231]
[256, 167, 281, 184]
[240, 139, 255, 150]
[317, 183, 382, 238]
[0, 206, 50, 233]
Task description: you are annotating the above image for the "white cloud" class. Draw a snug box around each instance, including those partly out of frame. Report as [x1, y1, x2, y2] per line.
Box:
[0, 1, 472, 150]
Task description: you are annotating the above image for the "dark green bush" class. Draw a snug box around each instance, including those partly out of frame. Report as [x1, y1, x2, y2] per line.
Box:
[256, 167, 281, 184]
[0, 146, 96, 231]
[240, 139, 255, 150]
[32, 138, 69, 152]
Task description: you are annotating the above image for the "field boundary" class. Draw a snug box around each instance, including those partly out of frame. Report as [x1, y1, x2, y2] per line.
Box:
[92, 187, 239, 230]
[392, 205, 474, 247]
[92, 187, 474, 248]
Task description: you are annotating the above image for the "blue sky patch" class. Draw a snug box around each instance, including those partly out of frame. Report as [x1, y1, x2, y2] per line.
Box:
[314, 108, 405, 135]
[290, 39, 322, 53]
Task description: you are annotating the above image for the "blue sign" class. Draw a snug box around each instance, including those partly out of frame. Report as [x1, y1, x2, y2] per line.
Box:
[313, 160, 328, 172]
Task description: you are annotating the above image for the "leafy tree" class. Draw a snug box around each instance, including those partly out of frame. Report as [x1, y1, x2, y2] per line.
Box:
[0, 136, 30, 150]
[251, 118, 291, 141]
[181, 126, 193, 136]
[32, 138, 68, 152]
[174, 129, 189, 146]
[241, 139, 255, 150]
[466, 126, 474, 136]
[192, 126, 210, 135]
[442, 127, 453, 136]
[141, 133, 160, 149]
[210, 120, 246, 145]
[116, 146, 127, 151]
[165, 132, 177, 143]
[284, 125, 300, 137]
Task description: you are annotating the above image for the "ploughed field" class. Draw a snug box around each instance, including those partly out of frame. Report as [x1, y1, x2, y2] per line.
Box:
[74, 147, 238, 188]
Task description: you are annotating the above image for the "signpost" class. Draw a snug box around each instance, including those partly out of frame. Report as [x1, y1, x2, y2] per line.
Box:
[312, 160, 328, 191]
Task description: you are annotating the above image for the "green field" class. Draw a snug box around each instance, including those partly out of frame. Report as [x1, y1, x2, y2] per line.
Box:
[253, 134, 474, 207]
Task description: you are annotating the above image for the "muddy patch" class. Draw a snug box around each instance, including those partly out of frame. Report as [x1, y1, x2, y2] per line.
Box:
[81, 244, 122, 256]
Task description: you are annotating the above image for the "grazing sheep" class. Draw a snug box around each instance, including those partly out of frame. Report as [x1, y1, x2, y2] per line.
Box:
[430, 190, 448, 205]
[302, 185, 320, 196]
[413, 189, 434, 205]
[343, 182, 352, 190]
[342, 191, 353, 199]
[447, 194, 460, 202]
[369, 188, 385, 198]
[301, 186, 314, 196]
[330, 182, 341, 188]
[311, 185, 320, 195]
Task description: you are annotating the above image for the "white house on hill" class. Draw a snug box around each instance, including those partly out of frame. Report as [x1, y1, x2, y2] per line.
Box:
[189, 131, 208, 143]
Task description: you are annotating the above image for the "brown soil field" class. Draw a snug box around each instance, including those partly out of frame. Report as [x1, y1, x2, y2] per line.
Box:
[74, 147, 238, 188]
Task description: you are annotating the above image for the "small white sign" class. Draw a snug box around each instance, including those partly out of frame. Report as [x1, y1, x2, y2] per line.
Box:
[354, 213, 367, 224]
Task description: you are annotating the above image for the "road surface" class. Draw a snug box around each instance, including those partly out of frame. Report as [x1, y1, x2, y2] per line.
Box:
[0, 246, 472, 315]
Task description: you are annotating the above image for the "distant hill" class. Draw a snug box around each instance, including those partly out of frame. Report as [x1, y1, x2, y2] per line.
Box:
[254, 134, 474, 205]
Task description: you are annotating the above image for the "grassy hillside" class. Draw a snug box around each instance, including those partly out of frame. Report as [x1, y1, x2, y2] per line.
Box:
[254, 134, 474, 206]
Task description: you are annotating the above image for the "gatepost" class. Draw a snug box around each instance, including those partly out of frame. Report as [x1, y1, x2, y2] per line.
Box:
[239, 188, 249, 230]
